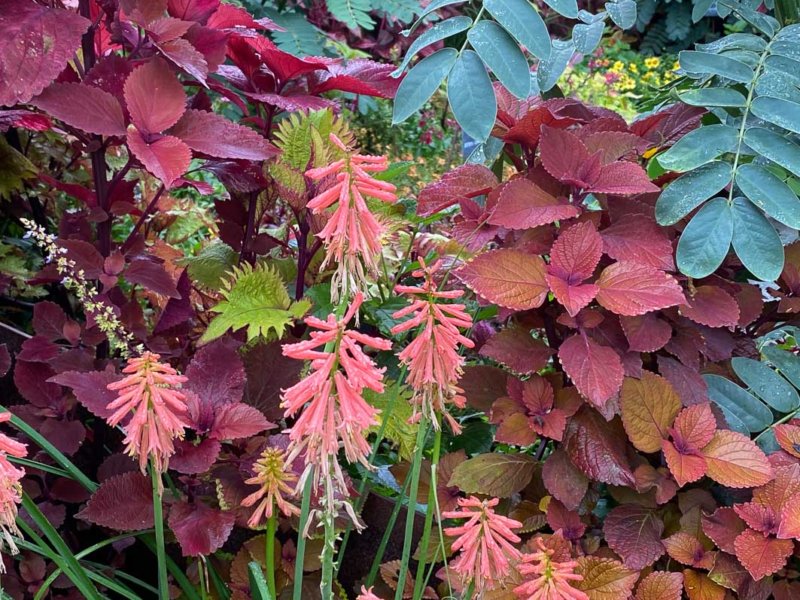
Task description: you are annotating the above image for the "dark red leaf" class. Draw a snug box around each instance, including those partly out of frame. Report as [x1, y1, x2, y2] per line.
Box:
[186, 338, 245, 409]
[542, 448, 589, 511]
[558, 333, 624, 409]
[168, 0, 219, 21]
[0, 1, 89, 106]
[539, 125, 591, 183]
[591, 161, 659, 195]
[126, 127, 191, 187]
[154, 270, 194, 333]
[123, 58, 186, 133]
[77, 472, 154, 531]
[601, 215, 675, 271]
[49, 370, 122, 420]
[488, 178, 579, 229]
[32, 302, 68, 341]
[546, 221, 603, 317]
[31, 83, 126, 136]
[658, 356, 709, 406]
[59, 239, 104, 278]
[210, 403, 275, 440]
[680, 286, 740, 328]
[158, 38, 209, 83]
[595, 262, 685, 316]
[0, 345, 9, 378]
[310, 59, 401, 98]
[604, 505, 665, 569]
[242, 341, 300, 422]
[125, 258, 180, 298]
[417, 164, 498, 217]
[563, 407, 635, 487]
[170, 109, 278, 160]
[478, 327, 553, 374]
[168, 501, 235, 557]
[13, 360, 60, 408]
[170, 438, 221, 474]
[620, 314, 672, 352]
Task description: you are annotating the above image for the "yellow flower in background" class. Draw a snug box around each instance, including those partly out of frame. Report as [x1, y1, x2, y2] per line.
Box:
[628, 63, 639, 73]
[644, 57, 661, 69]
[672, 60, 680, 71]
[612, 60, 624, 71]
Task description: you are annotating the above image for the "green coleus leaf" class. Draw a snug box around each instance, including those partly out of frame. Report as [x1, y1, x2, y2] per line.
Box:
[201, 263, 310, 344]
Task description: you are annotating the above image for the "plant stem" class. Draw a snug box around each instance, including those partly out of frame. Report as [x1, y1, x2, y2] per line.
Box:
[395, 414, 430, 600]
[365, 476, 413, 587]
[320, 495, 337, 598]
[198, 558, 208, 600]
[413, 424, 442, 599]
[266, 513, 277, 598]
[292, 475, 314, 600]
[151, 465, 169, 600]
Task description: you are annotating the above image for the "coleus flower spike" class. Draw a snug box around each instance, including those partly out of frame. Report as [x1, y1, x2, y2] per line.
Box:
[391, 257, 474, 433]
[305, 134, 397, 302]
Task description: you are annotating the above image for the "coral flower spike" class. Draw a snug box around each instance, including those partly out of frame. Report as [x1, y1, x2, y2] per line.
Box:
[443, 496, 523, 595]
[514, 538, 588, 600]
[106, 352, 190, 475]
[241, 447, 300, 528]
[0, 413, 26, 571]
[391, 257, 474, 432]
[305, 133, 397, 302]
[356, 586, 383, 600]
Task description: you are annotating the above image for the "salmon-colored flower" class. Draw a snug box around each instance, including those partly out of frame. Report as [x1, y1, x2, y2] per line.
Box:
[514, 538, 587, 600]
[282, 292, 391, 517]
[242, 447, 300, 528]
[0, 413, 26, 570]
[391, 258, 474, 433]
[443, 496, 523, 594]
[106, 352, 190, 474]
[356, 586, 382, 600]
[305, 134, 397, 302]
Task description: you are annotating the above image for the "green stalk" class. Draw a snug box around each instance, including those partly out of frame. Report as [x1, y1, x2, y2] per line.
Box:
[198, 558, 208, 600]
[365, 475, 413, 587]
[16, 506, 101, 600]
[151, 465, 169, 600]
[292, 475, 314, 600]
[394, 415, 430, 600]
[320, 495, 336, 598]
[266, 513, 277, 598]
[412, 425, 442, 600]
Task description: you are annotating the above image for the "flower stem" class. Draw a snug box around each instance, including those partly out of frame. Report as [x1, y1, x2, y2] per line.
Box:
[292, 475, 314, 600]
[266, 513, 277, 598]
[394, 414, 430, 600]
[151, 465, 169, 600]
[320, 497, 337, 598]
[412, 424, 442, 599]
[365, 475, 413, 587]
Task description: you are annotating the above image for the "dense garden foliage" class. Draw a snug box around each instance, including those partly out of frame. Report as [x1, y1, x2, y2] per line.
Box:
[1, 0, 800, 598]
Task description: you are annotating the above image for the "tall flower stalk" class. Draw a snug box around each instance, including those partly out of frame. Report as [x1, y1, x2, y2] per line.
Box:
[0, 413, 26, 572]
[106, 352, 189, 600]
[305, 134, 397, 302]
[281, 292, 391, 597]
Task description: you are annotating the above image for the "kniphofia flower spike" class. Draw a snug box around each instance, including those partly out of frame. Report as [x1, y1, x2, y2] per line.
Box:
[281, 292, 391, 522]
[391, 258, 474, 433]
[106, 352, 190, 475]
[305, 134, 397, 302]
[0, 413, 26, 571]
[443, 496, 523, 595]
[514, 538, 588, 600]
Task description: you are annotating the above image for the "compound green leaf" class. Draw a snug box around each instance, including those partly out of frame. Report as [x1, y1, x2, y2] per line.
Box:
[327, 0, 375, 30]
[763, 346, 800, 390]
[541, 0, 578, 18]
[679, 50, 754, 83]
[750, 96, 800, 134]
[745, 127, 800, 178]
[658, 124, 738, 172]
[678, 88, 747, 107]
[538, 39, 574, 91]
[676, 197, 733, 278]
[393, 48, 457, 124]
[405, 0, 466, 34]
[655, 161, 732, 225]
[736, 163, 800, 229]
[731, 197, 784, 281]
[605, 0, 637, 29]
[485, 0, 550, 60]
[704, 374, 774, 433]
[572, 21, 604, 54]
[468, 20, 531, 99]
[447, 50, 497, 141]
[394, 17, 472, 75]
[731, 357, 800, 413]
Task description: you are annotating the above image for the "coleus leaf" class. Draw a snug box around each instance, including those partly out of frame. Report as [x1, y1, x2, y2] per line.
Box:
[49, 370, 122, 420]
[417, 163, 498, 217]
[620, 314, 673, 353]
[683, 569, 726, 600]
[734, 501, 778, 534]
[487, 178, 579, 229]
[447, 453, 536, 497]
[210, 403, 275, 441]
[457, 249, 548, 311]
[603, 505, 665, 569]
[546, 221, 602, 317]
[777, 493, 800, 539]
[661, 404, 716, 487]
[0, 0, 89, 107]
[541, 448, 589, 511]
[558, 333, 624, 408]
[168, 501, 235, 557]
[31, 83, 127, 136]
[620, 372, 682, 453]
[679, 286, 740, 328]
[546, 498, 586, 541]
[734, 528, 793, 581]
[635, 571, 683, 600]
[123, 58, 187, 134]
[169, 109, 278, 160]
[595, 262, 685, 316]
[663, 532, 715, 569]
[601, 215, 675, 271]
[562, 407, 635, 487]
[702, 508, 745, 555]
[573, 557, 639, 600]
[126, 127, 192, 188]
[701, 429, 773, 488]
[774, 423, 800, 458]
[478, 327, 553, 374]
[76, 472, 154, 531]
